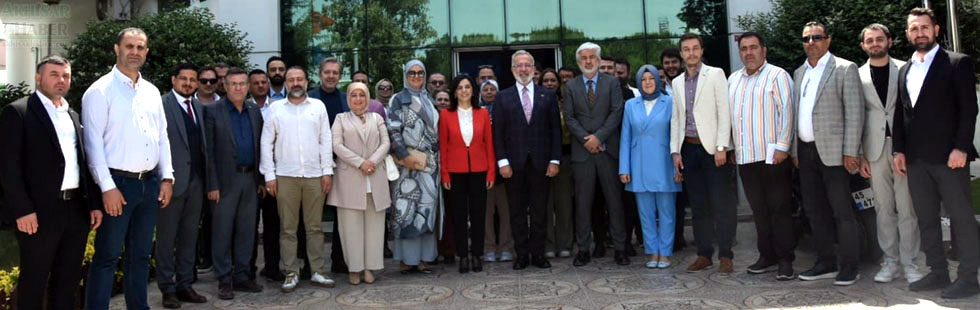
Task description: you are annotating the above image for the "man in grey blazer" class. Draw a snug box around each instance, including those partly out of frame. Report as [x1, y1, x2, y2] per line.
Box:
[563, 42, 629, 267]
[790, 21, 864, 286]
[156, 63, 209, 308]
[855, 23, 923, 285]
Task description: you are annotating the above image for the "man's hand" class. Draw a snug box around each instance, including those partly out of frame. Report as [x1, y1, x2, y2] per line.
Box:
[321, 175, 333, 194]
[208, 190, 221, 202]
[584, 135, 602, 153]
[258, 185, 267, 198]
[265, 179, 278, 198]
[102, 189, 127, 217]
[159, 180, 174, 208]
[90, 210, 103, 230]
[948, 149, 968, 169]
[773, 150, 789, 165]
[714, 151, 726, 167]
[546, 163, 560, 177]
[500, 165, 513, 179]
[360, 161, 377, 176]
[859, 157, 872, 179]
[843, 155, 860, 172]
[672, 154, 684, 174]
[620, 174, 631, 184]
[893, 153, 907, 177]
[16, 212, 38, 235]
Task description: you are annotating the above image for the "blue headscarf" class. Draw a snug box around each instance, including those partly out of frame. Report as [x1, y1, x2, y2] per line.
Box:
[635, 64, 664, 101]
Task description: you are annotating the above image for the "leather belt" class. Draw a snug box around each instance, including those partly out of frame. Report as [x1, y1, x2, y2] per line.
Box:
[235, 166, 254, 173]
[58, 189, 76, 200]
[684, 137, 702, 145]
[109, 168, 154, 181]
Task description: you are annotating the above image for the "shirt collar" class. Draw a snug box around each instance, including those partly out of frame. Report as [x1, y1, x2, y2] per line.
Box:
[741, 62, 768, 77]
[581, 73, 599, 86]
[271, 87, 286, 98]
[805, 52, 832, 70]
[685, 64, 702, 81]
[172, 89, 191, 104]
[35, 91, 68, 112]
[912, 44, 940, 65]
[518, 81, 535, 93]
[195, 92, 220, 102]
[111, 65, 143, 88]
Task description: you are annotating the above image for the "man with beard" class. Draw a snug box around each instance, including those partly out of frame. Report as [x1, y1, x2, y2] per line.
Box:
[267, 56, 287, 101]
[196, 66, 220, 105]
[428, 72, 448, 94]
[215, 62, 230, 97]
[894, 7, 978, 299]
[615, 58, 640, 98]
[661, 48, 682, 95]
[855, 23, 922, 285]
[245, 69, 286, 282]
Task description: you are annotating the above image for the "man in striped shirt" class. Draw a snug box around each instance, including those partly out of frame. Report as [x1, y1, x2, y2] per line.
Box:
[728, 32, 798, 281]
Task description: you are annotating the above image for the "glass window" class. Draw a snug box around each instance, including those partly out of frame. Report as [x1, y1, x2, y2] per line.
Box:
[561, 0, 645, 41]
[647, 38, 680, 65]
[451, 0, 505, 45]
[368, 48, 452, 91]
[562, 40, 649, 74]
[369, 0, 450, 47]
[505, 0, 561, 43]
[311, 0, 364, 51]
[644, 0, 687, 38]
[310, 49, 364, 85]
[282, 0, 313, 72]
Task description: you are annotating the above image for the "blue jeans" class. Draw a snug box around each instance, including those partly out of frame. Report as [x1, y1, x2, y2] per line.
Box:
[85, 175, 160, 310]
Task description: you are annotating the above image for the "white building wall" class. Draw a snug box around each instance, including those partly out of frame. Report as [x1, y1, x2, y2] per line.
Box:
[725, 0, 773, 73]
[198, 0, 280, 69]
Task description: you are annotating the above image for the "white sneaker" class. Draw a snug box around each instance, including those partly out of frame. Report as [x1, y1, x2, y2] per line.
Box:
[904, 263, 924, 283]
[500, 251, 514, 262]
[281, 272, 299, 293]
[545, 251, 556, 258]
[485, 252, 497, 262]
[874, 261, 901, 283]
[558, 250, 571, 258]
[311, 272, 336, 288]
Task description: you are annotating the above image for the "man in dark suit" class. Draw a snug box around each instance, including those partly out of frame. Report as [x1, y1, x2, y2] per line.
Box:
[893, 7, 979, 299]
[564, 42, 630, 267]
[204, 68, 265, 299]
[0, 56, 103, 310]
[155, 63, 209, 308]
[492, 50, 562, 270]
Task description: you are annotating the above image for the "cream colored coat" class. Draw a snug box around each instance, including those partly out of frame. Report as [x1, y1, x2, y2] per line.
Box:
[327, 112, 392, 210]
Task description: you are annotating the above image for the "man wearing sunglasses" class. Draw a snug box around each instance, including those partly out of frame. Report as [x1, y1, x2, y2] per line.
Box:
[790, 21, 864, 286]
[427, 72, 448, 94]
[196, 66, 221, 105]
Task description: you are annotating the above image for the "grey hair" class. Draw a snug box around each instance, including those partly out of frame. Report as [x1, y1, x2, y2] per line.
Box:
[511, 50, 535, 66]
[575, 42, 601, 59]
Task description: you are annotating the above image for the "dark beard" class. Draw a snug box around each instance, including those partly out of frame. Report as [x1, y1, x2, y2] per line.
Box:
[867, 50, 888, 59]
[270, 75, 285, 86]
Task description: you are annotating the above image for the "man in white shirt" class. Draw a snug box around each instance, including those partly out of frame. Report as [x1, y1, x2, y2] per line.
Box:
[260, 66, 336, 292]
[82, 27, 175, 310]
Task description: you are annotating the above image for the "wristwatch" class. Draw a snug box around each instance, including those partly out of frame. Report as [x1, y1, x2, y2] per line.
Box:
[717, 146, 725, 152]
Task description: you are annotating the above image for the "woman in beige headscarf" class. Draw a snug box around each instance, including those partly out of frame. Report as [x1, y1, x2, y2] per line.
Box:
[328, 82, 391, 285]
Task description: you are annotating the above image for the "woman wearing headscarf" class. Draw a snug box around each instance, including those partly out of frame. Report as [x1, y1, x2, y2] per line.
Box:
[618, 65, 682, 269]
[329, 82, 391, 285]
[375, 79, 395, 109]
[387, 60, 441, 274]
[478, 79, 514, 263]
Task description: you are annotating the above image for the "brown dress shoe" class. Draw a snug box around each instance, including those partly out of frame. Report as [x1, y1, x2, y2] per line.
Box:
[686, 256, 713, 273]
[176, 288, 207, 303]
[162, 293, 181, 309]
[719, 257, 734, 274]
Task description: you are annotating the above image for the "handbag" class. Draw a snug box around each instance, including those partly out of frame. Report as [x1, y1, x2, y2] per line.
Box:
[385, 155, 399, 181]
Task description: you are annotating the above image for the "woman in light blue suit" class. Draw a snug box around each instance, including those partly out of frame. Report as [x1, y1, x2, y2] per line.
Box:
[619, 65, 683, 269]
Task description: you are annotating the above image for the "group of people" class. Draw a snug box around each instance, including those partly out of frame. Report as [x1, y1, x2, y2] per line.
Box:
[1, 7, 978, 310]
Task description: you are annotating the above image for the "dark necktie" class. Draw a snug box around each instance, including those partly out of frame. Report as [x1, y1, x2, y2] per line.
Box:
[184, 99, 195, 123]
[587, 80, 596, 107]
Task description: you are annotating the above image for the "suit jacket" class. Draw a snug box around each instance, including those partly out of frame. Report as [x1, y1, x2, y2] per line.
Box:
[790, 55, 864, 166]
[562, 73, 625, 162]
[859, 57, 905, 162]
[203, 98, 264, 192]
[327, 112, 392, 210]
[669, 64, 732, 155]
[620, 96, 682, 193]
[893, 48, 978, 163]
[492, 84, 562, 171]
[439, 107, 496, 183]
[0, 93, 101, 223]
[162, 91, 208, 197]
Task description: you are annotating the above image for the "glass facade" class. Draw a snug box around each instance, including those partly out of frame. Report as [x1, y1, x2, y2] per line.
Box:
[281, 0, 729, 87]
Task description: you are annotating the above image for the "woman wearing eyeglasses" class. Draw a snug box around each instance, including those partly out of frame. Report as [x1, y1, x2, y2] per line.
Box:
[387, 60, 442, 274]
[375, 79, 395, 111]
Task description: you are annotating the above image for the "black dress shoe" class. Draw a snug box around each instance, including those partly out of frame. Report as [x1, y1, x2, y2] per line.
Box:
[261, 268, 285, 282]
[593, 245, 606, 258]
[625, 246, 637, 257]
[162, 293, 181, 309]
[614, 251, 630, 266]
[513, 255, 529, 270]
[176, 288, 207, 303]
[458, 256, 470, 273]
[471, 256, 483, 272]
[532, 255, 551, 268]
[942, 279, 980, 299]
[910, 272, 951, 291]
[234, 279, 264, 292]
[218, 283, 234, 300]
[573, 251, 591, 267]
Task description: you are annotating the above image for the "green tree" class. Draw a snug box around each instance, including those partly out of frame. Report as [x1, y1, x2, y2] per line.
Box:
[63, 8, 253, 107]
[677, 0, 730, 71]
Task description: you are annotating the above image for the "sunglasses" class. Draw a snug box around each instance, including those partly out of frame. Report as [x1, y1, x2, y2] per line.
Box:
[200, 78, 218, 85]
[378, 85, 392, 90]
[430, 80, 445, 86]
[436, 98, 450, 102]
[407, 70, 425, 77]
[801, 34, 827, 43]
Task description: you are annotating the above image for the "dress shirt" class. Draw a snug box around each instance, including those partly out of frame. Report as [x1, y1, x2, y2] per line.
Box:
[644, 99, 656, 116]
[458, 106, 474, 147]
[729, 62, 795, 165]
[260, 97, 334, 182]
[172, 89, 196, 124]
[82, 65, 174, 192]
[227, 101, 255, 167]
[37, 91, 79, 190]
[250, 95, 274, 119]
[496, 82, 560, 168]
[684, 64, 701, 138]
[270, 86, 287, 101]
[194, 92, 220, 103]
[664, 82, 674, 96]
[906, 44, 939, 108]
[797, 52, 831, 142]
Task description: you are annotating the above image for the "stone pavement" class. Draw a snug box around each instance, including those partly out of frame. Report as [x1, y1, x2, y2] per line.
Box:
[116, 222, 980, 310]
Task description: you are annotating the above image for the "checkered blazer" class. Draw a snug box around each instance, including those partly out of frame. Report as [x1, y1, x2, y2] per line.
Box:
[790, 55, 864, 166]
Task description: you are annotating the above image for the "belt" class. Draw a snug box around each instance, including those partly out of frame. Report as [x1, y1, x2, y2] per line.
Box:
[684, 137, 702, 145]
[235, 165, 254, 173]
[58, 189, 76, 201]
[109, 168, 154, 181]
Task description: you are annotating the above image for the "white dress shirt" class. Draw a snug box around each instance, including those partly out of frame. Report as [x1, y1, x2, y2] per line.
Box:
[797, 52, 832, 143]
[458, 106, 474, 147]
[194, 92, 220, 103]
[907, 44, 939, 108]
[172, 90, 196, 124]
[496, 82, 560, 168]
[82, 66, 173, 192]
[644, 99, 656, 116]
[260, 97, 334, 182]
[37, 91, 80, 190]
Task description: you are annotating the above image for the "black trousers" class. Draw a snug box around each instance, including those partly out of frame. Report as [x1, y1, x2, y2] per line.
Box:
[797, 141, 859, 267]
[250, 194, 281, 278]
[197, 201, 214, 268]
[508, 159, 550, 256]
[592, 188, 609, 248]
[739, 161, 797, 263]
[908, 161, 979, 281]
[16, 198, 89, 310]
[448, 172, 488, 257]
[682, 143, 737, 259]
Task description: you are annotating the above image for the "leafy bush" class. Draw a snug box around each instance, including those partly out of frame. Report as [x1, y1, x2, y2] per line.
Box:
[0, 82, 31, 110]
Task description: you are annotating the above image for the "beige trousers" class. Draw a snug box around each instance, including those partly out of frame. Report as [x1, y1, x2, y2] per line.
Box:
[338, 194, 386, 272]
[277, 176, 326, 274]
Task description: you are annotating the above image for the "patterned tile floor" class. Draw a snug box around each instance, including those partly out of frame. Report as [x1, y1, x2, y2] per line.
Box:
[116, 223, 980, 309]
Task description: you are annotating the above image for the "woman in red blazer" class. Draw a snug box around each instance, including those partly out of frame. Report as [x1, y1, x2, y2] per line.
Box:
[439, 74, 496, 274]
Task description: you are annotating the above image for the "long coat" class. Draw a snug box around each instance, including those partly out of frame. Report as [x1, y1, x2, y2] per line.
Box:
[327, 112, 392, 210]
[619, 96, 681, 193]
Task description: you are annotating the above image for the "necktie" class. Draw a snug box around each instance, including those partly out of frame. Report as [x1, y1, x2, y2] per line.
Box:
[184, 99, 195, 123]
[587, 80, 596, 107]
[521, 87, 532, 123]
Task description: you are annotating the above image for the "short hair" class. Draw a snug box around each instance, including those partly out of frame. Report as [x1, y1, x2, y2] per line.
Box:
[737, 31, 767, 47]
[576, 42, 601, 59]
[860, 23, 892, 41]
[286, 65, 308, 80]
[449, 74, 481, 111]
[478, 64, 495, 71]
[171, 62, 199, 77]
[600, 55, 615, 63]
[909, 7, 937, 25]
[214, 62, 230, 69]
[679, 32, 704, 47]
[266, 56, 286, 70]
[804, 21, 830, 36]
[116, 27, 147, 44]
[35, 55, 70, 73]
[559, 66, 579, 75]
[614, 58, 630, 71]
[318, 57, 341, 73]
[511, 50, 535, 66]
[224, 67, 247, 80]
[660, 48, 681, 62]
[351, 70, 369, 79]
[198, 66, 216, 77]
[428, 72, 446, 80]
[248, 69, 268, 79]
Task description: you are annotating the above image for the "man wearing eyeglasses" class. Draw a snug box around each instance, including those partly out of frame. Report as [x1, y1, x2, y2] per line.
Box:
[427, 72, 448, 94]
[196, 66, 221, 105]
[790, 21, 864, 286]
